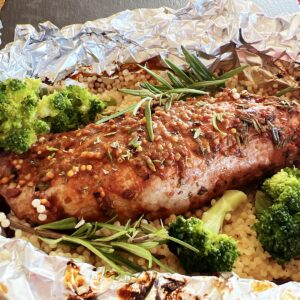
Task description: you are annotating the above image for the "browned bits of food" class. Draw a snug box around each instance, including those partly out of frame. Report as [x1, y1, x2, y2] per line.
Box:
[0, 177, 10, 184]
[0, 91, 300, 224]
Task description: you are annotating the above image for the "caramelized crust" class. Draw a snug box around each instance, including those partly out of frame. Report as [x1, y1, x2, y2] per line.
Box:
[0, 89, 299, 224]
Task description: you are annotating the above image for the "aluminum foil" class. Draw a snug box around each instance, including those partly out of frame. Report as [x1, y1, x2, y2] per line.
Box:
[0, 0, 300, 299]
[0, 0, 299, 83]
[1, 237, 300, 300]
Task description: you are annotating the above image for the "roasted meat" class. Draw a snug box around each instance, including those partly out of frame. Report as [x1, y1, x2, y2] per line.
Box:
[0, 89, 299, 224]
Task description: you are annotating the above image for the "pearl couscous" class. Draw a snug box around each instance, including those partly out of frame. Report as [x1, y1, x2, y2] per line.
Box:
[2, 65, 299, 282]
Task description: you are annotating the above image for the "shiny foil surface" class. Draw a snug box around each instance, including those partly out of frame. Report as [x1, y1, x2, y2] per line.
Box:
[0, 0, 299, 299]
[0, 0, 298, 83]
[1, 237, 300, 299]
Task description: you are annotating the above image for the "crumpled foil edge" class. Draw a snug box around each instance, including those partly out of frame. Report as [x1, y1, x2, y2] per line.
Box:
[0, 0, 299, 82]
[1, 237, 300, 300]
[0, 0, 299, 299]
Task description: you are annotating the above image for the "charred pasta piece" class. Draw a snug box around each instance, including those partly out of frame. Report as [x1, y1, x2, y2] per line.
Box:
[0, 89, 299, 224]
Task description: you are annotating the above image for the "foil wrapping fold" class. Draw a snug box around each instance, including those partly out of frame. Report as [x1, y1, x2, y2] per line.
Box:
[0, 0, 299, 299]
[1, 237, 300, 300]
[0, 0, 298, 83]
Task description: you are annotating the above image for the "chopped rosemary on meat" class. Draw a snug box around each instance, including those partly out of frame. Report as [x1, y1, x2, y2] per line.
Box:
[267, 121, 281, 145]
[107, 150, 114, 164]
[9, 217, 198, 275]
[193, 128, 202, 139]
[110, 141, 120, 149]
[46, 146, 59, 152]
[96, 46, 248, 141]
[276, 86, 296, 97]
[103, 131, 117, 136]
[240, 116, 262, 134]
[212, 112, 227, 136]
[145, 99, 154, 142]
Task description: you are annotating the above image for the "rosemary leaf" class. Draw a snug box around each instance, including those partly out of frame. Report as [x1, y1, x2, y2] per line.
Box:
[129, 136, 141, 149]
[165, 95, 174, 110]
[46, 146, 59, 152]
[140, 84, 168, 92]
[193, 128, 202, 139]
[140, 223, 158, 233]
[94, 230, 128, 242]
[111, 242, 153, 268]
[167, 236, 199, 253]
[145, 157, 156, 172]
[152, 256, 176, 273]
[33, 216, 199, 275]
[90, 241, 114, 248]
[133, 215, 145, 229]
[140, 82, 162, 94]
[97, 222, 126, 232]
[119, 88, 155, 98]
[189, 78, 228, 88]
[107, 150, 113, 164]
[85, 223, 97, 238]
[167, 72, 184, 88]
[96, 103, 137, 124]
[191, 68, 207, 82]
[105, 215, 119, 224]
[104, 132, 117, 136]
[181, 46, 214, 81]
[63, 236, 127, 275]
[165, 88, 208, 95]
[145, 99, 154, 142]
[71, 223, 93, 237]
[218, 65, 249, 79]
[105, 253, 144, 273]
[276, 86, 296, 97]
[124, 219, 132, 230]
[212, 112, 227, 136]
[138, 64, 173, 89]
[132, 98, 148, 115]
[137, 241, 160, 249]
[164, 58, 193, 84]
[36, 217, 77, 230]
[39, 237, 63, 245]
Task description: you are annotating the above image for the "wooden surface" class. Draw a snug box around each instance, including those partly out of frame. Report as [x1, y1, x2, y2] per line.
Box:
[0, 0, 187, 48]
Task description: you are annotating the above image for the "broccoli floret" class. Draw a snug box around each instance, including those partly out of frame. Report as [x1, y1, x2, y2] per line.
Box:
[51, 92, 73, 111]
[88, 98, 107, 121]
[37, 85, 106, 133]
[254, 167, 300, 263]
[1, 127, 37, 154]
[0, 78, 47, 153]
[65, 85, 106, 123]
[34, 120, 50, 134]
[0, 96, 9, 120]
[21, 95, 39, 119]
[262, 168, 300, 202]
[168, 190, 247, 273]
[0, 80, 106, 153]
[0, 82, 6, 93]
[254, 202, 300, 263]
[6, 79, 26, 91]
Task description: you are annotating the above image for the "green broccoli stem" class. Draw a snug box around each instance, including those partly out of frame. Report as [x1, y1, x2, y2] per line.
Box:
[201, 190, 247, 234]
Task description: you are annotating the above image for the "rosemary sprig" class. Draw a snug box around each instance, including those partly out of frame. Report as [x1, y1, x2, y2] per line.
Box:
[24, 217, 200, 275]
[96, 103, 137, 124]
[212, 112, 227, 136]
[96, 46, 248, 141]
[145, 99, 154, 142]
[276, 86, 296, 97]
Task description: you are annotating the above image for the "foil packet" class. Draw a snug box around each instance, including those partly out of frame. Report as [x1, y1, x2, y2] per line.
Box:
[0, 0, 299, 83]
[1, 237, 300, 300]
[0, 0, 300, 299]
